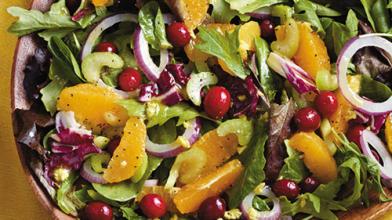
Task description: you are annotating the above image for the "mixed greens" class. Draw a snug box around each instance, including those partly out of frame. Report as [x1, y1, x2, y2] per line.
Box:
[9, 0, 392, 219]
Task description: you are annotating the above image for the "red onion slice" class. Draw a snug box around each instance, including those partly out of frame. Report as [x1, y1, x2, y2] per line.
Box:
[146, 118, 201, 158]
[360, 129, 392, 180]
[80, 158, 107, 184]
[240, 185, 281, 220]
[267, 52, 317, 94]
[143, 179, 159, 187]
[134, 27, 170, 82]
[81, 13, 138, 60]
[337, 35, 392, 115]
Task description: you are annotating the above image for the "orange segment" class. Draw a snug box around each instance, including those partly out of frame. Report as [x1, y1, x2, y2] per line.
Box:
[103, 117, 146, 183]
[385, 113, 392, 153]
[57, 84, 128, 133]
[173, 159, 244, 214]
[292, 22, 331, 80]
[177, 129, 238, 184]
[289, 132, 337, 183]
[166, 0, 209, 30]
[238, 21, 261, 60]
[92, 0, 111, 6]
[329, 89, 356, 135]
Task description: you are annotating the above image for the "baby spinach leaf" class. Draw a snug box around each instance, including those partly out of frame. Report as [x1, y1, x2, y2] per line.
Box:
[359, 75, 392, 102]
[196, 26, 249, 79]
[92, 181, 138, 202]
[8, 0, 79, 36]
[227, 117, 268, 208]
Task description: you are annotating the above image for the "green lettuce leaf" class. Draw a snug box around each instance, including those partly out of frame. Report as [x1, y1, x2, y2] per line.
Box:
[146, 102, 200, 128]
[120, 206, 146, 220]
[293, 0, 326, 36]
[56, 173, 85, 216]
[118, 99, 146, 118]
[224, 0, 288, 14]
[195, 26, 249, 79]
[210, 0, 250, 23]
[7, 0, 79, 36]
[279, 143, 308, 182]
[227, 117, 268, 208]
[255, 37, 277, 101]
[138, 2, 172, 50]
[217, 116, 253, 146]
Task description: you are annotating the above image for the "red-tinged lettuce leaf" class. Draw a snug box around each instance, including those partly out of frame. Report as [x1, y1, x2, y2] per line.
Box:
[265, 100, 295, 183]
[13, 109, 54, 156]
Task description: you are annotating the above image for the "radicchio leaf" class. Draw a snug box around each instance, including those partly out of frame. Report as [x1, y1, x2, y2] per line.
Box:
[265, 100, 295, 183]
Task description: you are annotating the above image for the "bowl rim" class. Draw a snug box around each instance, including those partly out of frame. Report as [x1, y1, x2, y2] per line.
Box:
[9, 0, 392, 220]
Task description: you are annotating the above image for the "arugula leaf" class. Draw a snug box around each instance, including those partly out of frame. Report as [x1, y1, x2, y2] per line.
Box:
[359, 75, 392, 102]
[227, 117, 268, 208]
[196, 26, 249, 79]
[146, 102, 200, 128]
[255, 37, 276, 101]
[279, 144, 308, 182]
[210, 0, 250, 23]
[7, 0, 79, 36]
[322, 9, 358, 57]
[138, 2, 172, 50]
[118, 99, 146, 118]
[217, 116, 254, 146]
[48, 37, 84, 83]
[293, 0, 325, 36]
[56, 173, 85, 216]
[224, 0, 288, 14]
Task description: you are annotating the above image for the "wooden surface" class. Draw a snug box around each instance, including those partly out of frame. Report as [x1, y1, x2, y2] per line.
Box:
[3, 0, 392, 219]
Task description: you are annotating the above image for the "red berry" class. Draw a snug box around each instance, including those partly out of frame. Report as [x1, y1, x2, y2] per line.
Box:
[140, 194, 167, 218]
[166, 22, 191, 47]
[346, 125, 366, 147]
[95, 42, 118, 53]
[260, 19, 275, 40]
[301, 176, 320, 193]
[118, 68, 142, 91]
[273, 179, 300, 200]
[204, 86, 231, 119]
[106, 137, 121, 155]
[83, 201, 113, 220]
[315, 91, 338, 117]
[294, 107, 321, 132]
[198, 196, 226, 220]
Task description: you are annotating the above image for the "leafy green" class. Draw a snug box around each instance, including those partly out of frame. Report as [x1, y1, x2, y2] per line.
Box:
[7, 0, 79, 36]
[359, 75, 392, 102]
[293, 0, 326, 35]
[227, 117, 268, 208]
[118, 99, 146, 118]
[120, 206, 146, 220]
[138, 2, 172, 50]
[361, 0, 391, 33]
[255, 37, 276, 101]
[279, 143, 308, 182]
[210, 0, 250, 23]
[148, 119, 178, 144]
[322, 9, 358, 57]
[56, 173, 85, 216]
[217, 116, 254, 146]
[146, 102, 200, 128]
[224, 0, 288, 14]
[92, 181, 138, 202]
[195, 26, 249, 79]
[136, 156, 163, 189]
[48, 37, 84, 83]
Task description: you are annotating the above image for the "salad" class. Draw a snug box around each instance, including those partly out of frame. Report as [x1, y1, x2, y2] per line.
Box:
[8, 0, 392, 219]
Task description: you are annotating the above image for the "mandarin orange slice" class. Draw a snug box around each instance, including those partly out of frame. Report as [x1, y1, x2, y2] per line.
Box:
[57, 83, 128, 133]
[173, 159, 244, 214]
[166, 0, 209, 30]
[103, 117, 146, 183]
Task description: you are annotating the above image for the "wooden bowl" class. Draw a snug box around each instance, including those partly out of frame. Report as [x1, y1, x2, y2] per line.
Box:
[9, 0, 392, 219]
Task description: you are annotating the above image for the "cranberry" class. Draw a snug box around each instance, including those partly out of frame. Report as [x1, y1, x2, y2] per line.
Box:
[95, 42, 118, 53]
[140, 194, 167, 218]
[346, 125, 366, 146]
[198, 196, 226, 220]
[106, 137, 121, 155]
[273, 179, 300, 200]
[166, 22, 191, 47]
[83, 201, 113, 220]
[315, 91, 338, 118]
[204, 86, 231, 119]
[118, 68, 142, 91]
[66, 0, 81, 14]
[301, 177, 320, 193]
[294, 107, 321, 132]
[260, 19, 275, 40]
